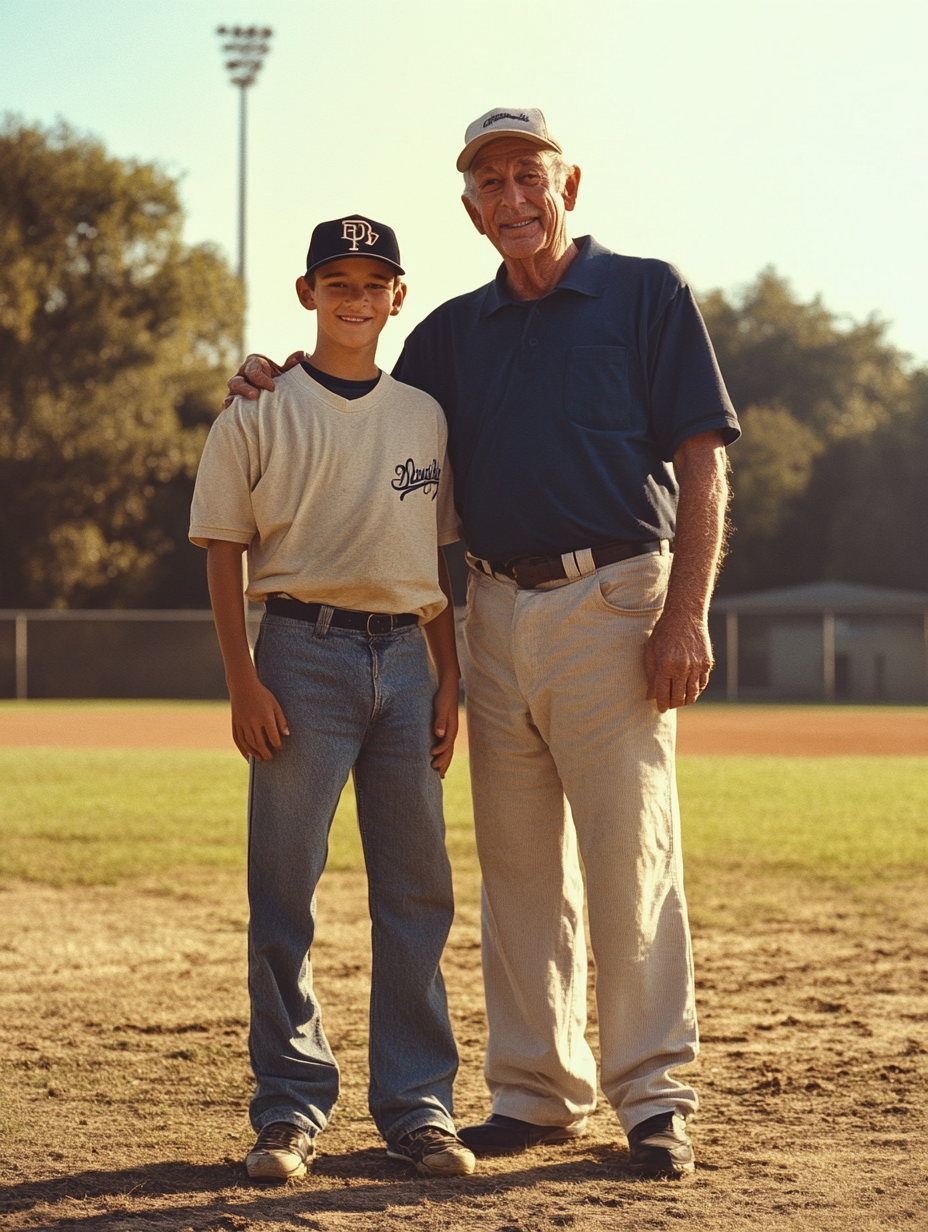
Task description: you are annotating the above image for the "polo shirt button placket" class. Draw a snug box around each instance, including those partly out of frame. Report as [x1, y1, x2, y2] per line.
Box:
[523, 306, 542, 366]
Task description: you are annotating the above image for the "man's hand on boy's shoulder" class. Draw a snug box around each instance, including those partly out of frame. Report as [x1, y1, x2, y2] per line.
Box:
[222, 351, 307, 409]
[430, 679, 460, 779]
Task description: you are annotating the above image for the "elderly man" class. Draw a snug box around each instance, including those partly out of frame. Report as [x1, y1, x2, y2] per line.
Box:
[229, 108, 740, 1177]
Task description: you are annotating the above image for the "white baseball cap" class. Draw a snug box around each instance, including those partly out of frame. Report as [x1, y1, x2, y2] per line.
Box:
[456, 107, 562, 172]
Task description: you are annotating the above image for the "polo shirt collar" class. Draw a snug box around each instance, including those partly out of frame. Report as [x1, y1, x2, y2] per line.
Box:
[480, 235, 609, 317]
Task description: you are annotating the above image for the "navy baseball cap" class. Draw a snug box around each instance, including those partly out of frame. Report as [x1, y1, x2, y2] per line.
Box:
[305, 214, 404, 277]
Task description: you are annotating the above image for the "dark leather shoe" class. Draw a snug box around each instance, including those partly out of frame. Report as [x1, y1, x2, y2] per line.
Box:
[458, 1113, 587, 1155]
[626, 1112, 695, 1178]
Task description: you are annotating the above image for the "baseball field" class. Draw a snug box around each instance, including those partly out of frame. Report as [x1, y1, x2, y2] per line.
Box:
[0, 701, 926, 1231]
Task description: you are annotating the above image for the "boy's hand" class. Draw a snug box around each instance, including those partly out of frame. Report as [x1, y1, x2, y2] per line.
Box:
[229, 677, 290, 761]
[222, 351, 307, 409]
[430, 680, 460, 778]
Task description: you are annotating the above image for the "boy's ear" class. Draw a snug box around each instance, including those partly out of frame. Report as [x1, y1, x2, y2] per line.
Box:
[390, 280, 408, 317]
[296, 275, 317, 311]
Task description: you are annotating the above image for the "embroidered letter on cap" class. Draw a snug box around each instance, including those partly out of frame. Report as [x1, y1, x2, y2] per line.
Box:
[341, 219, 379, 251]
[482, 111, 530, 129]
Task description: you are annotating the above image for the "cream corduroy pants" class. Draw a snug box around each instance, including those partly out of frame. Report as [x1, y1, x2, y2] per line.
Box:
[462, 550, 699, 1132]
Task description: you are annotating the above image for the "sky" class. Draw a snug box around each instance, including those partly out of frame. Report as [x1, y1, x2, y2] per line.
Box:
[1, 0, 926, 370]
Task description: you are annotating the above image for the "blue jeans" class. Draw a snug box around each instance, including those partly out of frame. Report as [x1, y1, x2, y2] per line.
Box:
[247, 610, 458, 1145]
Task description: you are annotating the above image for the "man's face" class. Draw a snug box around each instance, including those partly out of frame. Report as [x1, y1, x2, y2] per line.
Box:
[296, 258, 405, 348]
[463, 138, 579, 262]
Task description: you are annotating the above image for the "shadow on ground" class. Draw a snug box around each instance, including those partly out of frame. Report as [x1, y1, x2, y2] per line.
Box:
[1, 1144, 698, 1227]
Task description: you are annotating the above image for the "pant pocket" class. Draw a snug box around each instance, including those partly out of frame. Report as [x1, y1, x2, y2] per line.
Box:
[596, 553, 670, 615]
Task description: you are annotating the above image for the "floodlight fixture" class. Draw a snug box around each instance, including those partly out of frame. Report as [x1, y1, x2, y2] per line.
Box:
[217, 24, 273, 88]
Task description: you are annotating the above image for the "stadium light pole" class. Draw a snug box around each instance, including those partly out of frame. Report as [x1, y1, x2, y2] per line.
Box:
[216, 24, 273, 350]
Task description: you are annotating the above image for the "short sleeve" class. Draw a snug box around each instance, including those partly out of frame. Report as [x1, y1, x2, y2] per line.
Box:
[188, 403, 259, 548]
[392, 330, 429, 395]
[391, 312, 451, 410]
[437, 450, 461, 546]
[648, 281, 741, 460]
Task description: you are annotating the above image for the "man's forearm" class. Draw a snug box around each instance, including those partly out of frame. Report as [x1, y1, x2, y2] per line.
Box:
[645, 430, 728, 710]
[665, 432, 728, 621]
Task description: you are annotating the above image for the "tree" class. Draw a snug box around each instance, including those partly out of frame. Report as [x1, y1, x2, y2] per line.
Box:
[0, 117, 242, 608]
[824, 372, 928, 591]
[699, 269, 924, 594]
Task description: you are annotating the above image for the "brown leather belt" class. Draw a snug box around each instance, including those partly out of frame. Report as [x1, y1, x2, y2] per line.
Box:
[484, 539, 665, 590]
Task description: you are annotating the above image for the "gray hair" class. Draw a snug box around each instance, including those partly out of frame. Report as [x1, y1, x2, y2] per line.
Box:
[462, 150, 574, 204]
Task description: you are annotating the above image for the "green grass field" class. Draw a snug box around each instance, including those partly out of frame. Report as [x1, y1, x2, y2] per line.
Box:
[0, 747, 925, 886]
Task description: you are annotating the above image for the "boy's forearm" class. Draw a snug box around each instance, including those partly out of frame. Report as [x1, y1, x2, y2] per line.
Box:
[424, 604, 460, 683]
[206, 540, 257, 687]
[206, 539, 288, 761]
[424, 550, 461, 684]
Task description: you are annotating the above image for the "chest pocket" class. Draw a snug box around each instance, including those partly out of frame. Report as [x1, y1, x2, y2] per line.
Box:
[565, 346, 630, 431]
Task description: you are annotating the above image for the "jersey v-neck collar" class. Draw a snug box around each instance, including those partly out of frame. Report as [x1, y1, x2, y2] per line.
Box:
[288, 363, 393, 412]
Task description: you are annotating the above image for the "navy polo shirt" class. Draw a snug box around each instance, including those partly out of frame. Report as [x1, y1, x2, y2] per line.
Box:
[392, 236, 740, 562]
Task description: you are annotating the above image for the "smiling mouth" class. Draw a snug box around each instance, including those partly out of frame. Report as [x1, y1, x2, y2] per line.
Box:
[338, 315, 371, 323]
[500, 218, 539, 232]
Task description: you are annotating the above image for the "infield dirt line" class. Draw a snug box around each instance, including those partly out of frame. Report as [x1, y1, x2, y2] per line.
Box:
[0, 702, 925, 756]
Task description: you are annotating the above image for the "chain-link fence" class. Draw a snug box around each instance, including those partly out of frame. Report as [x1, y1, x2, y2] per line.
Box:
[0, 610, 261, 700]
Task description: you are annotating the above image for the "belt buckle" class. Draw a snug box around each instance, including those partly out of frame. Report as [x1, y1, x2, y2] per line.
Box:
[509, 556, 549, 590]
[366, 613, 392, 635]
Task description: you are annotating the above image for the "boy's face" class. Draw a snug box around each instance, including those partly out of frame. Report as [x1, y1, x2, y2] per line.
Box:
[296, 258, 406, 350]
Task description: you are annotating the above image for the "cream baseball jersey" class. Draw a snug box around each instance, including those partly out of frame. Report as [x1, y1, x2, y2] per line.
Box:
[190, 367, 460, 623]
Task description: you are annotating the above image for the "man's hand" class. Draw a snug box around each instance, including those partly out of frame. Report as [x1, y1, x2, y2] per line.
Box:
[645, 430, 728, 713]
[646, 610, 713, 712]
[222, 351, 307, 409]
[229, 675, 290, 761]
[430, 679, 460, 778]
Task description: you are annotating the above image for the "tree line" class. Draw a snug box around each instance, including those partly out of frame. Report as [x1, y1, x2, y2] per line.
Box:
[0, 117, 241, 609]
[1, 118, 925, 608]
[701, 272, 927, 595]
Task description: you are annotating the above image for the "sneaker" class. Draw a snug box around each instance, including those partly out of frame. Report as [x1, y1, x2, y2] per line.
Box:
[245, 1121, 314, 1180]
[458, 1113, 587, 1155]
[387, 1125, 476, 1177]
[626, 1112, 695, 1178]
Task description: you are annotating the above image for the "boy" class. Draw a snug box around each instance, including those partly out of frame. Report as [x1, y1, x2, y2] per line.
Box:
[189, 216, 474, 1180]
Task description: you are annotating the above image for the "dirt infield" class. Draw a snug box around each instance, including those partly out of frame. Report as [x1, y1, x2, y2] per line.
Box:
[676, 705, 927, 756]
[0, 702, 924, 755]
[0, 703, 236, 751]
[1, 868, 926, 1231]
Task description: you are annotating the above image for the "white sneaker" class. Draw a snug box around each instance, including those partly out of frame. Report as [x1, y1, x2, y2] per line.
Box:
[387, 1126, 477, 1176]
[245, 1121, 314, 1180]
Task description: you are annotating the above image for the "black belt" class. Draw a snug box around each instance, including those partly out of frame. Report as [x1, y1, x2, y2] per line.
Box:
[266, 597, 418, 634]
[487, 539, 663, 590]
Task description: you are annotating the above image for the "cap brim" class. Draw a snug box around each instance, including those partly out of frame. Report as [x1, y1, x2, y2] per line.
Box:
[456, 129, 561, 173]
[306, 252, 404, 277]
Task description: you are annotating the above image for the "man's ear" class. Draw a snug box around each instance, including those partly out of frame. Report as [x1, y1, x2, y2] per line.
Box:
[562, 165, 581, 214]
[295, 275, 317, 311]
[390, 280, 408, 317]
[462, 196, 486, 235]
